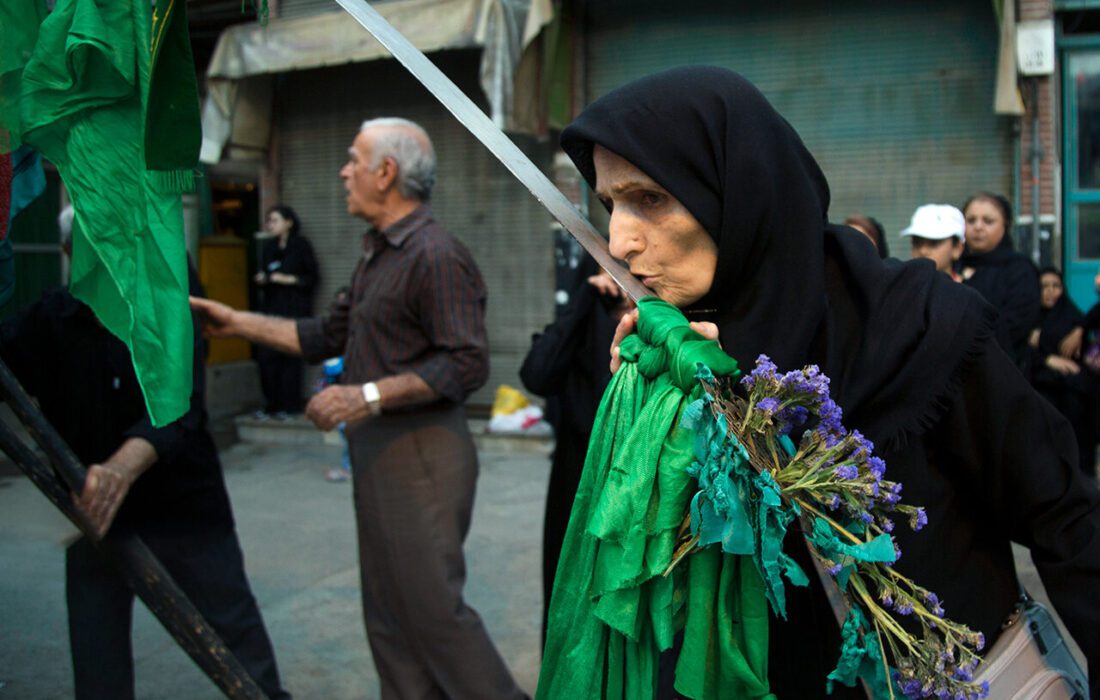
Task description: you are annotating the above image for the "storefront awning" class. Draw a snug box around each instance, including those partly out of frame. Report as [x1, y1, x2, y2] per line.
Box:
[200, 0, 552, 163]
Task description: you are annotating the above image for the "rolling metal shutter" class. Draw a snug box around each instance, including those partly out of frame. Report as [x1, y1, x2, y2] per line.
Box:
[583, 0, 1014, 256]
[278, 0, 343, 19]
[278, 51, 555, 408]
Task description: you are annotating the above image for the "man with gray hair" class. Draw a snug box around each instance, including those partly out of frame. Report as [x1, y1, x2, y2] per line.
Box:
[192, 119, 526, 698]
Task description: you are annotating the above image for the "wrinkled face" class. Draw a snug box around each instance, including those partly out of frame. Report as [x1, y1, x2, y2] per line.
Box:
[265, 211, 292, 237]
[964, 198, 1007, 255]
[592, 145, 718, 308]
[339, 129, 386, 225]
[909, 236, 963, 274]
[1041, 272, 1064, 309]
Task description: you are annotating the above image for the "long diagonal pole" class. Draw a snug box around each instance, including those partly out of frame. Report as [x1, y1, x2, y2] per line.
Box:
[0, 359, 265, 700]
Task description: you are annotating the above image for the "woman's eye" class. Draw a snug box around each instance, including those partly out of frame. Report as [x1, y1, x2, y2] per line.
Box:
[640, 192, 664, 207]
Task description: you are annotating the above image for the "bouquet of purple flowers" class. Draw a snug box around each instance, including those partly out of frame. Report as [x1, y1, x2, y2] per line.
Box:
[673, 355, 989, 700]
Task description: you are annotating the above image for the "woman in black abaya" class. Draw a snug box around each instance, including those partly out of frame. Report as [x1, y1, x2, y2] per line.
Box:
[1029, 267, 1097, 477]
[959, 192, 1041, 367]
[558, 66, 1100, 697]
[253, 205, 319, 417]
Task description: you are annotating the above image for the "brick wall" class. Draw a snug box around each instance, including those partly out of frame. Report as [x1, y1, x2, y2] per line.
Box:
[1018, 0, 1058, 223]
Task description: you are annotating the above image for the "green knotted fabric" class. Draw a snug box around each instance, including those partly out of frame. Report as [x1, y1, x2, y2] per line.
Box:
[537, 297, 774, 700]
[12, 0, 202, 425]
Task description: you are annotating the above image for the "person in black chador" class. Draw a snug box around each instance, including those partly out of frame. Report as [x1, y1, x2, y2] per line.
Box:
[254, 205, 318, 418]
[0, 214, 291, 700]
[958, 192, 1040, 367]
[519, 255, 628, 645]
[1028, 267, 1097, 477]
[559, 66, 1100, 697]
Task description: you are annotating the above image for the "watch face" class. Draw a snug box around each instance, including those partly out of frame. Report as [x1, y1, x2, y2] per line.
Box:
[363, 382, 382, 414]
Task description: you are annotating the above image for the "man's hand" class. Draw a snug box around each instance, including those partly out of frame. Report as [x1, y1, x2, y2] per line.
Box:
[74, 464, 134, 539]
[306, 384, 371, 431]
[269, 272, 296, 285]
[72, 437, 156, 539]
[1047, 354, 1082, 375]
[189, 296, 240, 338]
[1059, 326, 1085, 359]
[608, 308, 720, 374]
[588, 271, 636, 322]
[587, 272, 624, 299]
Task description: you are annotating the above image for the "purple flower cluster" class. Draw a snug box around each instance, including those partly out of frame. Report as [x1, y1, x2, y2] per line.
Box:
[834, 463, 859, 480]
[776, 405, 809, 435]
[911, 507, 928, 532]
[755, 397, 781, 416]
[729, 355, 984, 700]
[815, 398, 844, 445]
[740, 354, 779, 392]
[741, 356, 930, 542]
[923, 591, 945, 618]
[894, 669, 989, 700]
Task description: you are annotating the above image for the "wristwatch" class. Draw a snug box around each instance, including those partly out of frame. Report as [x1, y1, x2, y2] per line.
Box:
[361, 382, 382, 416]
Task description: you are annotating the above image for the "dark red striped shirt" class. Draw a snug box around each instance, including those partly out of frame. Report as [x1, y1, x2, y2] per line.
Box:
[297, 206, 489, 405]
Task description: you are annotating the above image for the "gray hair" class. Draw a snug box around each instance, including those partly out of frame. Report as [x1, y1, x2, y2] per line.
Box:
[360, 117, 437, 201]
[57, 205, 74, 249]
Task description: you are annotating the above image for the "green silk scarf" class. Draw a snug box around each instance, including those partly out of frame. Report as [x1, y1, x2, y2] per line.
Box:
[537, 297, 774, 700]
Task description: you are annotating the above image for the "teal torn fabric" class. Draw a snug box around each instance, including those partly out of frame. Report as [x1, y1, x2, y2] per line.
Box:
[682, 392, 755, 556]
[807, 517, 896, 590]
[826, 608, 896, 697]
[681, 373, 808, 619]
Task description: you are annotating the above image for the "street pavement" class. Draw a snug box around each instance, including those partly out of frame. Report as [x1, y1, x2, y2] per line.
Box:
[0, 435, 547, 699]
[0, 429, 1086, 698]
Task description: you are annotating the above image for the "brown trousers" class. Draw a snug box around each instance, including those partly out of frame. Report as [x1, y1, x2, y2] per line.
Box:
[346, 404, 524, 700]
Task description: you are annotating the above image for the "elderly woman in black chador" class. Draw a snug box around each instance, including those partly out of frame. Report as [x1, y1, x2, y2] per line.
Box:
[551, 66, 1099, 698]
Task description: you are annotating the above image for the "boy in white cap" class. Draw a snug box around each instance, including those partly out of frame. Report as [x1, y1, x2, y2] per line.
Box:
[901, 204, 966, 282]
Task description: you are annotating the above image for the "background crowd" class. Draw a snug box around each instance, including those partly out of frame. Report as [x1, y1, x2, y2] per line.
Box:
[861, 193, 1100, 479]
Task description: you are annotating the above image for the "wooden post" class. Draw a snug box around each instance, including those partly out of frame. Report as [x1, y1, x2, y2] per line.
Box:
[0, 359, 265, 700]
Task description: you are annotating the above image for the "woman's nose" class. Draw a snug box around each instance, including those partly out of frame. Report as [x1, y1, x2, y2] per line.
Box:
[608, 212, 643, 262]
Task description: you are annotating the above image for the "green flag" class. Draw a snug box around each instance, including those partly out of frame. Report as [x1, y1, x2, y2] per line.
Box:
[0, 0, 48, 155]
[11, 0, 203, 426]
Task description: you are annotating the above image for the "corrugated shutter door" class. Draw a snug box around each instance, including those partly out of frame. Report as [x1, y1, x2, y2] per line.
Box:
[585, 0, 1013, 255]
[279, 52, 555, 409]
[278, 0, 342, 19]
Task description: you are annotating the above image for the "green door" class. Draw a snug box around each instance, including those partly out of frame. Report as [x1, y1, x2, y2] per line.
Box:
[1063, 43, 1100, 310]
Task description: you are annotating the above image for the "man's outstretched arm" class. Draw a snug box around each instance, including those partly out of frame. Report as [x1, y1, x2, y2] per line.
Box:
[189, 296, 302, 355]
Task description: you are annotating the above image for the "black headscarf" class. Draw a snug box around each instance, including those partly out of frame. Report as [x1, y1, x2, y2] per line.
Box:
[1037, 271, 1085, 357]
[561, 66, 995, 448]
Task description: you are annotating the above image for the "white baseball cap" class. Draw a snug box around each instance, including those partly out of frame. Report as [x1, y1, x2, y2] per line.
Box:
[900, 204, 965, 241]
